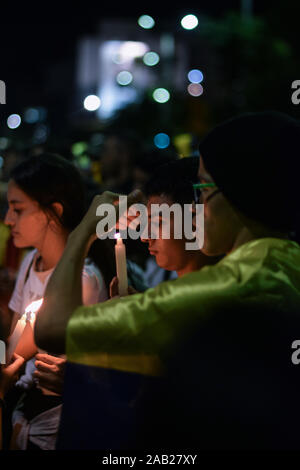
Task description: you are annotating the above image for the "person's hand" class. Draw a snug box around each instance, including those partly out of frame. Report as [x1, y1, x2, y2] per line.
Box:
[34, 353, 66, 395]
[75, 189, 143, 245]
[0, 354, 24, 398]
[109, 276, 120, 298]
[109, 276, 139, 298]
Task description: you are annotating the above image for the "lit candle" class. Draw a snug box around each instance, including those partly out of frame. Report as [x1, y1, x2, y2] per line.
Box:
[6, 298, 43, 363]
[114, 233, 128, 297]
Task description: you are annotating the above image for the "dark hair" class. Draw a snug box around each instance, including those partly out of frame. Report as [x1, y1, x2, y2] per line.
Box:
[135, 148, 179, 175]
[144, 156, 200, 206]
[10, 153, 86, 231]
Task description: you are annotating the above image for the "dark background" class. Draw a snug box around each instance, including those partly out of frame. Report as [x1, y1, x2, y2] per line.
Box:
[0, 1, 299, 151]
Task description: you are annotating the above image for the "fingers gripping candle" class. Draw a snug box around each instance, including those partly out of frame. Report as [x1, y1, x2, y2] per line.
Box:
[6, 298, 43, 363]
[114, 233, 128, 297]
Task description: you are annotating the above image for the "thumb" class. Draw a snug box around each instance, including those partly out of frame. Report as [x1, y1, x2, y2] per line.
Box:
[115, 189, 144, 225]
[7, 354, 24, 372]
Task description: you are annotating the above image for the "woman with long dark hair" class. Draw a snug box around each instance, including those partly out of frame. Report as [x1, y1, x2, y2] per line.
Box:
[4, 153, 112, 449]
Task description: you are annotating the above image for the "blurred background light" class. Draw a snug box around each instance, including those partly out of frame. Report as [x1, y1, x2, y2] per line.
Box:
[84, 95, 101, 111]
[24, 107, 40, 124]
[153, 88, 170, 103]
[7, 114, 21, 129]
[33, 124, 48, 144]
[188, 69, 204, 83]
[143, 51, 160, 66]
[0, 137, 9, 150]
[138, 15, 155, 29]
[187, 83, 204, 96]
[173, 133, 193, 157]
[114, 41, 149, 64]
[89, 133, 104, 147]
[0, 156, 3, 169]
[154, 133, 170, 149]
[72, 141, 88, 157]
[116, 71, 133, 86]
[181, 14, 199, 30]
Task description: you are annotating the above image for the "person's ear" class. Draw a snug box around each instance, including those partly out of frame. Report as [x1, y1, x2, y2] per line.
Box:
[49, 202, 63, 228]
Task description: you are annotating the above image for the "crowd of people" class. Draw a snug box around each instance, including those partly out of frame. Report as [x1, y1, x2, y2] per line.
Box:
[1, 110, 300, 450]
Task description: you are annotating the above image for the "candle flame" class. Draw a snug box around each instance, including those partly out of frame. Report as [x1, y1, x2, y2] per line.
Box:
[114, 232, 121, 240]
[24, 298, 44, 324]
[25, 298, 44, 314]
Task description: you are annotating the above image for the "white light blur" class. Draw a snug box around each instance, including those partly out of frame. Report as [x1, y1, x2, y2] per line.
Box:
[7, 114, 21, 129]
[181, 14, 199, 30]
[153, 88, 170, 103]
[116, 71, 133, 86]
[188, 69, 204, 83]
[187, 83, 203, 97]
[84, 95, 101, 111]
[138, 15, 155, 29]
[143, 51, 160, 66]
[113, 41, 149, 64]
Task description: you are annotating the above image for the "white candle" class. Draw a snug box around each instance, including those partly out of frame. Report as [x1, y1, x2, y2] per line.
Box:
[6, 298, 43, 363]
[114, 233, 128, 297]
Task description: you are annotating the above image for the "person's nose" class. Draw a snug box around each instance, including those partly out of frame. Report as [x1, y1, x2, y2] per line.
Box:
[4, 208, 15, 227]
[141, 219, 151, 243]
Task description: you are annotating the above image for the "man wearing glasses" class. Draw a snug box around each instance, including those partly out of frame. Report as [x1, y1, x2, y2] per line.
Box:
[35, 111, 300, 449]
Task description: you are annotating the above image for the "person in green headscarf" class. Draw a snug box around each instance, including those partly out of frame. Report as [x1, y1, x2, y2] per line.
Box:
[35, 111, 300, 449]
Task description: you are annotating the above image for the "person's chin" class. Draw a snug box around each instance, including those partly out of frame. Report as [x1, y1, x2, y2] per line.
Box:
[12, 237, 26, 248]
[156, 256, 172, 271]
[201, 240, 217, 257]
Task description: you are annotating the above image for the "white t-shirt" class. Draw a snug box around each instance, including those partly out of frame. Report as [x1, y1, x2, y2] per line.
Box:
[9, 249, 108, 317]
[9, 249, 108, 392]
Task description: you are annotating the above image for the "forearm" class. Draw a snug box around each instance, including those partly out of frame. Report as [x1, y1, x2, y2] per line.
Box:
[14, 323, 37, 361]
[34, 225, 91, 353]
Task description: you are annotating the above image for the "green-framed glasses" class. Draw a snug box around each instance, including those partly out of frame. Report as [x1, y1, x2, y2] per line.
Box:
[193, 183, 217, 203]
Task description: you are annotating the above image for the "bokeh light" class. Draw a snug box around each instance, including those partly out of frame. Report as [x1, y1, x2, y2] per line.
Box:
[138, 15, 155, 29]
[154, 133, 170, 149]
[181, 14, 199, 30]
[188, 69, 204, 83]
[84, 95, 101, 111]
[7, 114, 21, 129]
[116, 71, 133, 86]
[153, 88, 170, 103]
[24, 107, 40, 124]
[72, 142, 88, 157]
[0, 137, 9, 150]
[143, 51, 160, 66]
[187, 83, 204, 97]
[33, 124, 48, 144]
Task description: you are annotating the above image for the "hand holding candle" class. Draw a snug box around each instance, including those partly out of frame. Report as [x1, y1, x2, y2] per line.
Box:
[114, 233, 128, 297]
[6, 298, 43, 363]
